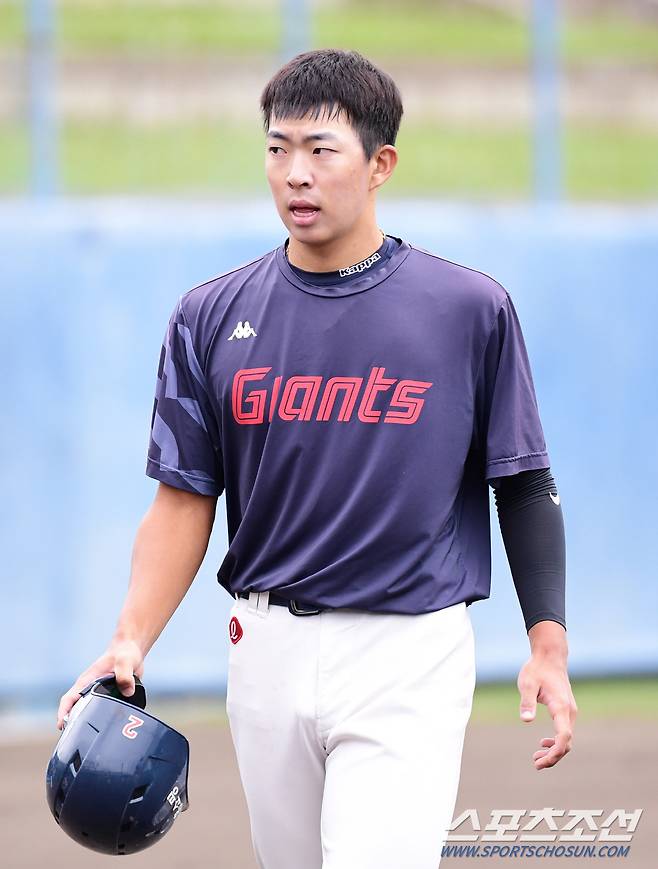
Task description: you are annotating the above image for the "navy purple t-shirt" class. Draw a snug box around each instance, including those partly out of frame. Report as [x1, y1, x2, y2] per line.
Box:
[145, 233, 551, 614]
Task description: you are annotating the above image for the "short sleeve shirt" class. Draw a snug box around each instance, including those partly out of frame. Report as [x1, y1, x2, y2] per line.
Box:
[145, 235, 550, 614]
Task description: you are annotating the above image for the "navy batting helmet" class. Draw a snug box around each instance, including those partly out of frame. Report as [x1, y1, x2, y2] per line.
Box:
[46, 674, 190, 855]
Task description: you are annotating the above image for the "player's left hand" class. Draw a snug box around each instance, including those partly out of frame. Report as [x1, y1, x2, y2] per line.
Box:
[517, 625, 578, 771]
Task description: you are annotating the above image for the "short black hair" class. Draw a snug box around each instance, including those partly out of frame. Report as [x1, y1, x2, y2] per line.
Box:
[260, 48, 403, 161]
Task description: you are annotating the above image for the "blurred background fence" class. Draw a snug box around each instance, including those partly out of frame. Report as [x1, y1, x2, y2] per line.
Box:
[2, 0, 657, 702]
[4, 0, 658, 200]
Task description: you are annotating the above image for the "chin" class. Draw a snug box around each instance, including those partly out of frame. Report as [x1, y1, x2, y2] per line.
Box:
[288, 223, 332, 245]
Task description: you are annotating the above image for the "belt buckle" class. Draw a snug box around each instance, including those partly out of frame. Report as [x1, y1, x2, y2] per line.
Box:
[288, 599, 323, 616]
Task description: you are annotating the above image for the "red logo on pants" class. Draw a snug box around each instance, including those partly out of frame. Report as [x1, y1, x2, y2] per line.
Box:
[229, 616, 243, 644]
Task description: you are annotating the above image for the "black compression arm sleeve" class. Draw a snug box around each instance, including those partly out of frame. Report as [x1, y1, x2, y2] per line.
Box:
[490, 467, 566, 633]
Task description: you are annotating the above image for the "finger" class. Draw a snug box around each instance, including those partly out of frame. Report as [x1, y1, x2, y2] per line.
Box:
[536, 752, 560, 769]
[114, 659, 137, 696]
[56, 667, 113, 729]
[550, 706, 573, 745]
[534, 731, 572, 769]
[57, 690, 81, 730]
[532, 740, 555, 759]
[518, 675, 539, 722]
[56, 671, 93, 729]
[554, 727, 572, 756]
[533, 706, 572, 769]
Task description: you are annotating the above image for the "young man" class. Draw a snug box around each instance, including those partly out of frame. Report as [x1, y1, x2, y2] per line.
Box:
[58, 49, 577, 869]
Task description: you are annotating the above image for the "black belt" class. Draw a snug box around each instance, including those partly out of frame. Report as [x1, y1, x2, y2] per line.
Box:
[236, 590, 325, 616]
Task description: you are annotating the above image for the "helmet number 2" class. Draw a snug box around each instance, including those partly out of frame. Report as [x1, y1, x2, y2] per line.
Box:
[122, 714, 145, 740]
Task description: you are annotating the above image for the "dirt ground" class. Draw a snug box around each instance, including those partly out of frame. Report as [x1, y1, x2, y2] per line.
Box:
[2, 715, 655, 868]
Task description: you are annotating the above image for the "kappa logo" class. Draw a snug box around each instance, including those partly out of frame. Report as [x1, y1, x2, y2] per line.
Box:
[229, 616, 243, 644]
[549, 492, 561, 506]
[121, 714, 145, 740]
[339, 251, 381, 277]
[228, 320, 257, 341]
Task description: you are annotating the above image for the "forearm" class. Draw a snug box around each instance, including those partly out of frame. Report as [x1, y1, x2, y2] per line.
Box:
[113, 484, 217, 656]
[492, 467, 566, 633]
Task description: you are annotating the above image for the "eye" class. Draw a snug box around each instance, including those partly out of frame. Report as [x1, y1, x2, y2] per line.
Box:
[313, 147, 334, 155]
[268, 146, 284, 154]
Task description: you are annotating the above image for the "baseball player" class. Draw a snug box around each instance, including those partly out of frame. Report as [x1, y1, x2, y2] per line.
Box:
[57, 49, 577, 869]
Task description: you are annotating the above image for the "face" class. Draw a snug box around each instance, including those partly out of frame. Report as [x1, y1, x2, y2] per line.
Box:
[265, 107, 395, 247]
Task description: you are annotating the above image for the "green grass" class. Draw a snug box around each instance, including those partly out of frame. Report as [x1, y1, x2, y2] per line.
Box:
[145, 677, 658, 730]
[1, 1, 657, 63]
[2, 120, 657, 201]
[0, 1, 280, 54]
[566, 125, 658, 200]
[57, 121, 272, 195]
[316, 4, 528, 63]
[566, 16, 658, 64]
[387, 123, 533, 199]
[0, 1, 20, 47]
[0, 123, 28, 193]
[471, 676, 658, 723]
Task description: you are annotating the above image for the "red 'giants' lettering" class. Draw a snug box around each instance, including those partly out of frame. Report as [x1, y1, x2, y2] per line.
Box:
[232, 367, 432, 425]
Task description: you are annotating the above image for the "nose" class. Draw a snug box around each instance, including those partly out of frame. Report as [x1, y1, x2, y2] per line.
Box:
[286, 151, 313, 188]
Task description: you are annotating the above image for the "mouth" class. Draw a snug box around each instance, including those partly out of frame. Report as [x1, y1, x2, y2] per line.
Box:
[289, 204, 321, 226]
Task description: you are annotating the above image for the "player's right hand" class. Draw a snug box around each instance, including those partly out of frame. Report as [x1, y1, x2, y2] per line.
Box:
[56, 640, 145, 731]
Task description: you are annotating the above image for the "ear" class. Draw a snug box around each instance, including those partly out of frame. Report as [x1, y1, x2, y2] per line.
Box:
[369, 144, 398, 191]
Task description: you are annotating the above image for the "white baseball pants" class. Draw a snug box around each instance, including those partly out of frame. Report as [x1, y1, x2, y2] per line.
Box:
[225, 591, 476, 869]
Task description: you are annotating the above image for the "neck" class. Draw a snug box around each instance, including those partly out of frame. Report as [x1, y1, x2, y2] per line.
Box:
[287, 225, 386, 273]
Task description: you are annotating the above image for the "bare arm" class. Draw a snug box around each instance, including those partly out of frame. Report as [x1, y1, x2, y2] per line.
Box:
[56, 482, 218, 729]
[518, 621, 578, 770]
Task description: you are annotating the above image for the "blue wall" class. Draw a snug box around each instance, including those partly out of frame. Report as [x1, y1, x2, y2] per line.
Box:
[2, 197, 657, 696]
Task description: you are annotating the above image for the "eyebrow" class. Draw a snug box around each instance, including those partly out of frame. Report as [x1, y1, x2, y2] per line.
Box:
[267, 130, 340, 144]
